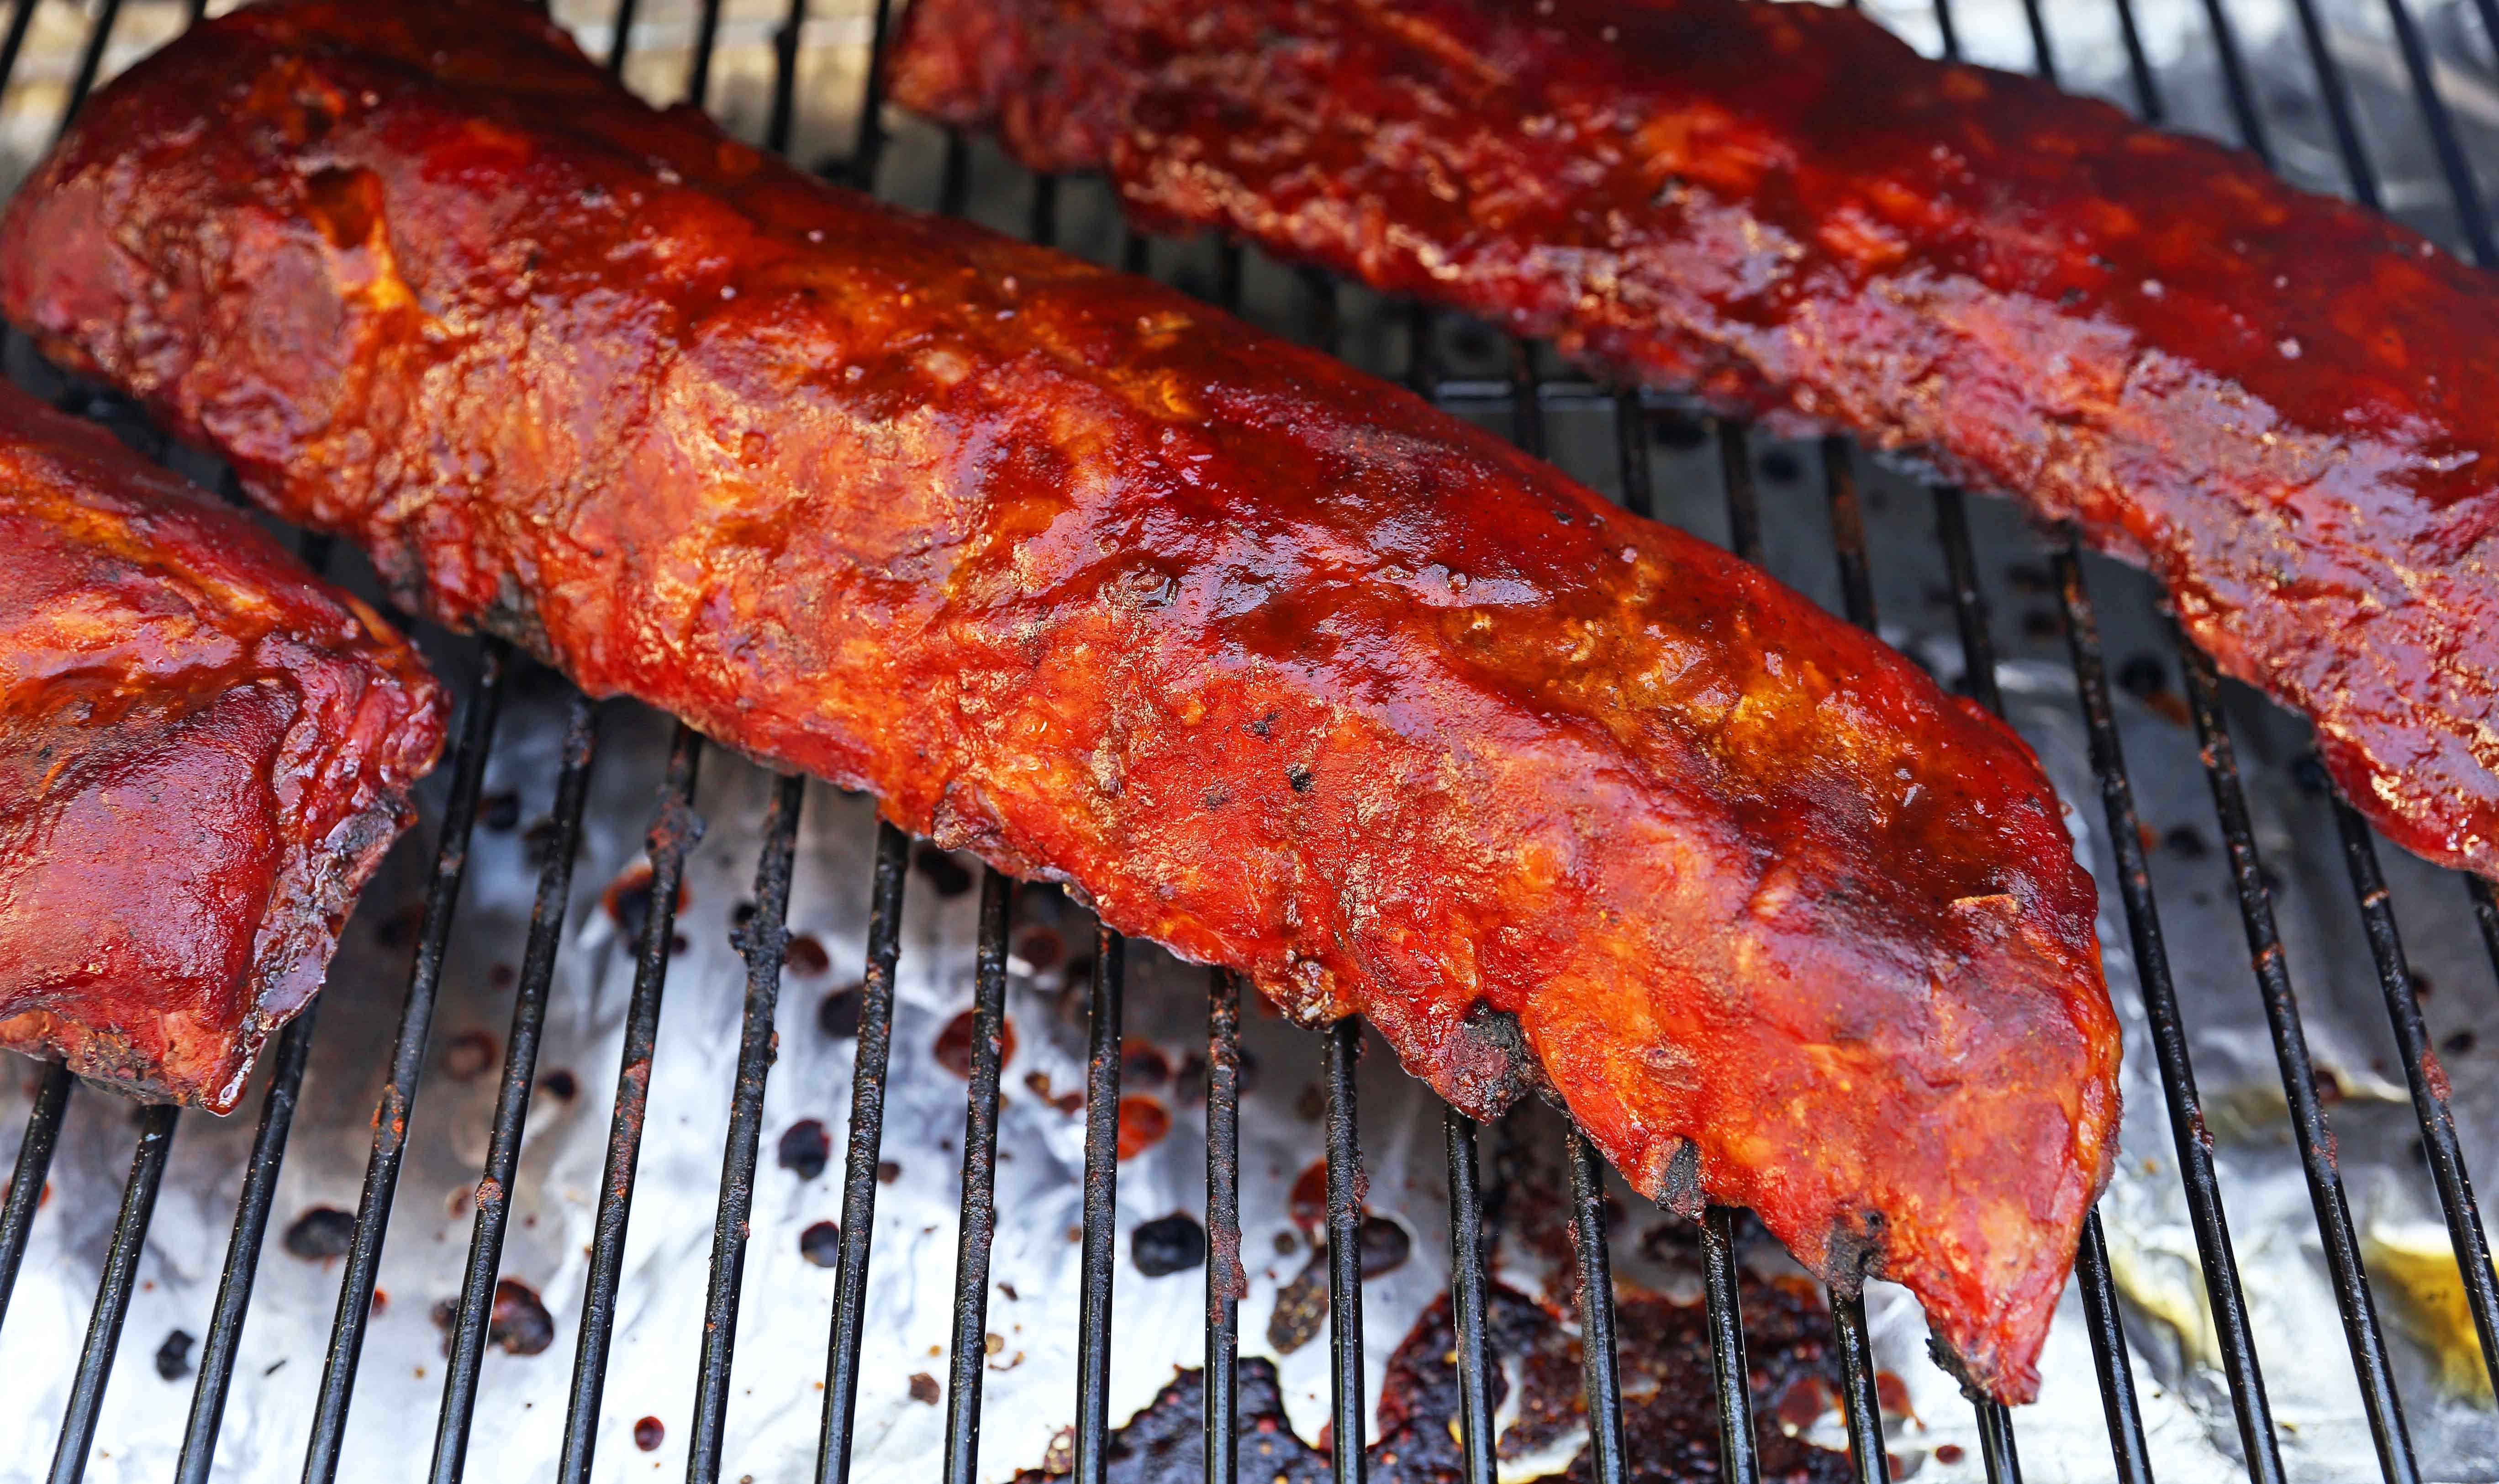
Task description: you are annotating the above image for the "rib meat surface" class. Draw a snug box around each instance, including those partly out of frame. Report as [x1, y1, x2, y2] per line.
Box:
[0, 0, 2115, 1400]
[890, 0, 2499, 880]
[0, 381, 443, 1111]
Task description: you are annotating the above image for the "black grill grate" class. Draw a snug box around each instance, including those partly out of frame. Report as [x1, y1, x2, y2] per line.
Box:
[0, 0, 2493, 1481]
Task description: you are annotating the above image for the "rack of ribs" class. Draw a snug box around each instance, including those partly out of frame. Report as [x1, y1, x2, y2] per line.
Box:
[891, 0, 2499, 881]
[0, 0, 2115, 1401]
[0, 380, 443, 1111]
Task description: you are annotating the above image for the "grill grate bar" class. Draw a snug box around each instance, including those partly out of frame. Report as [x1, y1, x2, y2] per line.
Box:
[686, 772, 810, 1484]
[1322, 1019, 1368, 1484]
[302, 640, 509, 1484]
[0, 1061, 71, 1324]
[2284, 0, 2383, 207]
[766, 0, 805, 155]
[49, 1102, 178, 1484]
[1441, 1110, 1499, 1484]
[604, 0, 637, 73]
[939, 868, 1015, 1484]
[2171, 641, 2420, 1482]
[1203, 969, 1244, 1484]
[2330, 803, 2499, 1402]
[0, 0, 38, 129]
[1564, 1126, 1631, 1484]
[2053, 544, 2285, 1484]
[2015, 0, 2057, 84]
[430, 692, 603, 1484]
[2194, 0, 2273, 165]
[813, 821, 911, 1484]
[849, 0, 897, 188]
[1829, 1292, 1891, 1484]
[556, 720, 706, 1484]
[1074, 926, 1128, 1484]
[178, 1008, 320, 1483]
[684, 0, 722, 111]
[51, 0, 122, 150]
[1698, 1208, 1761, 1484]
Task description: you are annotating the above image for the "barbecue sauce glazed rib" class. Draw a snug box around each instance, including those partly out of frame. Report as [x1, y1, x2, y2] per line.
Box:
[0, 381, 443, 1111]
[890, 0, 2499, 881]
[0, 0, 2115, 1400]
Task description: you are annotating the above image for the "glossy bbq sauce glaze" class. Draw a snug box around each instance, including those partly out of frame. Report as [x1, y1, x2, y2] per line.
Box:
[0, 0, 2112, 1400]
[0, 381, 444, 1110]
[891, 0, 2499, 882]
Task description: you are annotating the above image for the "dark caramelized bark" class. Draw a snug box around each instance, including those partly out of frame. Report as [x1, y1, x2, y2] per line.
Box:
[890, 0, 2499, 880]
[0, 0, 2113, 1399]
[0, 381, 443, 1111]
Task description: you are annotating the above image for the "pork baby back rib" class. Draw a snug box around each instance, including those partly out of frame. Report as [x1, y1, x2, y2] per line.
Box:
[0, 380, 443, 1110]
[0, 0, 2114, 1400]
[890, 0, 2499, 880]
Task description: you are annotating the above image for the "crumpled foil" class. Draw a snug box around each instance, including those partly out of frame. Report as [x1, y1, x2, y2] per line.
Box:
[3, 0, 2498, 1480]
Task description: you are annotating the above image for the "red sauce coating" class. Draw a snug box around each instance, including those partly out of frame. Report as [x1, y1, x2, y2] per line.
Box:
[0, 0, 2111, 1400]
[890, 0, 2499, 881]
[0, 380, 443, 1110]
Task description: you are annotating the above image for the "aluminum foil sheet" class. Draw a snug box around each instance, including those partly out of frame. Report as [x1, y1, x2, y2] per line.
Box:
[3, 0, 2499, 1480]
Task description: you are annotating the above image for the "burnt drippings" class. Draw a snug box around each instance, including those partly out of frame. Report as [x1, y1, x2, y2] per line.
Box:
[1116, 1095, 1171, 1158]
[783, 932, 831, 975]
[1022, 1274, 1851, 1483]
[1007, 1358, 1330, 1484]
[154, 1328, 195, 1381]
[778, 1118, 832, 1180]
[488, 1278, 555, 1356]
[283, 1206, 356, 1261]
[1130, 1211, 1207, 1277]
[818, 982, 863, 1038]
[1265, 1251, 1329, 1354]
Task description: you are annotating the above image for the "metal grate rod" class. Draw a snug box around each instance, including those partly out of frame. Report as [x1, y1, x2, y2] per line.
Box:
[302, 640, 510, 1484]
[1442, 1110, 1498, 1484]
[939, 869, 1014, 1484]
[1564, 1127, 1630, 1484]
[1322, 1020, 1368, 1484]
[48, 1103, 178, 1484]
[2283, 0, 2383, 207]
[1074, 926, 1127, 1484]
[2171, 642, 2420, 1482]
[1698, 1207, 1761, 1484]
[2331, 804, 2499, 1401]
[0, 1062, 71, 1326]
[686, 771, 808, 1484]
[430, 692, 602, 1484]
[176, 1009, 319, 1484]
[684, 0, 722, 110]
[813, 821, 910, 1484]
[1203, 969, 1244, 1484]
[556, 720, 706, 1484]
[2054, 544, 2285, 1484]
[51, 0, 122, 149]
